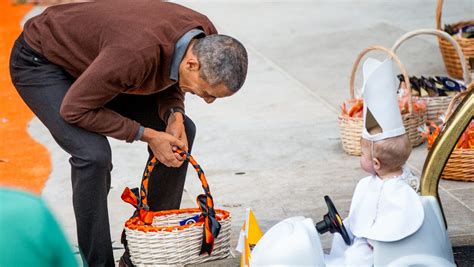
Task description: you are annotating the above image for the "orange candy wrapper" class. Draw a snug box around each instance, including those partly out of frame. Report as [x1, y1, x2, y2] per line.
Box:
[419, 120, 474, 149]
[340, 99, 364, 118]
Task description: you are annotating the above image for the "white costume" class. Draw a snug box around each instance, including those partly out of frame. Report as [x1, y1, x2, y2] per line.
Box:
[326, 57, 424, 266]
[325, 171, 423, 266]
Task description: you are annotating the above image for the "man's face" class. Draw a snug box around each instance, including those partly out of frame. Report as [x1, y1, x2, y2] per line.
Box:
[178, 41, 235, 103]
[179, 68, 233, 104]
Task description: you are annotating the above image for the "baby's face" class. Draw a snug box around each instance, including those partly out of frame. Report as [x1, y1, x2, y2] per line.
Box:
[360, 140, 375, 175]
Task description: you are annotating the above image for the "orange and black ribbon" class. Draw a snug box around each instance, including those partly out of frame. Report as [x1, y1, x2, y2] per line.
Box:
[121, 149, 221, 255]
[139, 157, 157, 211]
[121, 157, 157, 212]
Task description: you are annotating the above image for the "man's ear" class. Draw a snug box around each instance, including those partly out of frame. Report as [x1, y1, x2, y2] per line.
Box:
[373, 158, 381, 171]
[185, 57, 200, 71]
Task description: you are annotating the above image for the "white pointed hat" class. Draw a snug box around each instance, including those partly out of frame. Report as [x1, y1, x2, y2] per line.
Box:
[361, 58, 405, 141]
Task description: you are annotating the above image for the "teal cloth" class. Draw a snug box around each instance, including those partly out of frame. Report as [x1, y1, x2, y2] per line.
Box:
[0, 188, 78, 267]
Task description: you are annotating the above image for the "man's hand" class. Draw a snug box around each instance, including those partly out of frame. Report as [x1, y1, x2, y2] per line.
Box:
[140, 128, 187, 167]
[166, 112, 188, 161]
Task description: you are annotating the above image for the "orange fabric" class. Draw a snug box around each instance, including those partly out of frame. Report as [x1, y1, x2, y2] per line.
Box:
[0, 1, 50, 194]
[204, 217, 213, 243]
[121, 187, 138, 207]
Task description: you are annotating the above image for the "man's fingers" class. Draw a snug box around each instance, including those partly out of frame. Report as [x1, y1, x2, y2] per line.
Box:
[172, 145, 188, 155]
[159, 154, 182, 168]
[169, 157, 183, 167]
[174, 139, 185, 149]
[148, 131, 187, 167]
[174, 152, 184, 161]
[171, 139, 187, 151]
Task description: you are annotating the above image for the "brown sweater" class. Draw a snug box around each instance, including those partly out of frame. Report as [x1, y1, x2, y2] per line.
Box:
[23, 0, 217, 142]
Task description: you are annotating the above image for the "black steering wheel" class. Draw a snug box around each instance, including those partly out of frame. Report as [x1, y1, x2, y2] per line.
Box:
[315, 195, 352, 245]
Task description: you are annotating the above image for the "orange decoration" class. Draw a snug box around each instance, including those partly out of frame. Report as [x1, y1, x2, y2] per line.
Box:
[124, 208, 230, 233]
[420, 120, 474, 149]
[340, 98, 363, 118]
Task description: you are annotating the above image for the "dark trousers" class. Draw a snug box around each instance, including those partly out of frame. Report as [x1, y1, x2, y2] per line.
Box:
[9, 34, 195, 267]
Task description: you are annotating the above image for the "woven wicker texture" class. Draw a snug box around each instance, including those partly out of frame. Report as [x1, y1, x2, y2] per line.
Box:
[436, 0, 474, 79]
[423, 96, 455, 121]
[338, 45, 426, 156]
[440, 82, 473, 181]
[441, 149, 474, 181]
[126, 210, 232, 265]
[392, 29, 472, 121]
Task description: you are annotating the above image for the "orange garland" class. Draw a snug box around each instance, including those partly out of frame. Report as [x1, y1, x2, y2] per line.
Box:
[0, 1, 51, 194]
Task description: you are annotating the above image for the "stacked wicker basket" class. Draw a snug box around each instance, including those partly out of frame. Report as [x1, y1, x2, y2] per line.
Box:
[436, 0, 474, 80]
[392, 29, 472, 121]
[338, 46, 426, 156]
[436, 82, 473, 182]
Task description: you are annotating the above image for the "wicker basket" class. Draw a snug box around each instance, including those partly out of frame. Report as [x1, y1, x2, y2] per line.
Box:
[436, 0, 474, 79]
[339, 45, 426, 156]
[392, 29, 472, 121]
[442, 149, 474, 181]
[440, 82, 474, 181]
[122, 152, 232, 265]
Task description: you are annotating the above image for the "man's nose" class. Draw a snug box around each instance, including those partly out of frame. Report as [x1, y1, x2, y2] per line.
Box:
[204, 96, 216, 104]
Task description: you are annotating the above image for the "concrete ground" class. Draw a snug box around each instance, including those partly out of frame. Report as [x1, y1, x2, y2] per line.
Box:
[27, 0, 473, 266]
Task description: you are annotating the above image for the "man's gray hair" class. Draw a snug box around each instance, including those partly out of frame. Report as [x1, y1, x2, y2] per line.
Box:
[192, 34, 248, 92]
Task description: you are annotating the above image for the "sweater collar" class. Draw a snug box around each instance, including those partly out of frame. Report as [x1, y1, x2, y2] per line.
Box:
[170, 28, 205, 81]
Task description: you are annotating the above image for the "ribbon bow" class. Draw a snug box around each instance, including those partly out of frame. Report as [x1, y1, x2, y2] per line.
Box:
[197, 194, 221, 255]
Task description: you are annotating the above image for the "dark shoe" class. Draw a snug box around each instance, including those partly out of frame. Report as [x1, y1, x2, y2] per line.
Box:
[119, 229, 134, 267]
[118, 249, 134, 267]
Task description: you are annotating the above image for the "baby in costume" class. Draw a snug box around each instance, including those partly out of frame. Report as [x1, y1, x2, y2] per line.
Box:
[326, 57, 424, 266]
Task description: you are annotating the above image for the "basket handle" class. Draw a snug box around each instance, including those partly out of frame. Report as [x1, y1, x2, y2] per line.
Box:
[436, 0, 445, 30]
[349, 45, 413, 113]
[135, 150, 215, 211]
[391, 29, 471, 85]
[445, 81, 474, 120]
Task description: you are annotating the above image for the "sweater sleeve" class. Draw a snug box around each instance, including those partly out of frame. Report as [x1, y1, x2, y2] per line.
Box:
[59, 47, 148, 142]
[157, 83, 185, 122]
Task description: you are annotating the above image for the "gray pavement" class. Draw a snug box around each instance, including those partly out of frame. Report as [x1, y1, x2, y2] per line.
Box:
[28, 0, 473, 265]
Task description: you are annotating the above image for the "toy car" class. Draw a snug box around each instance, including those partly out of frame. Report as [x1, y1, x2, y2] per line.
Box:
[250, 87, 473, 266]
